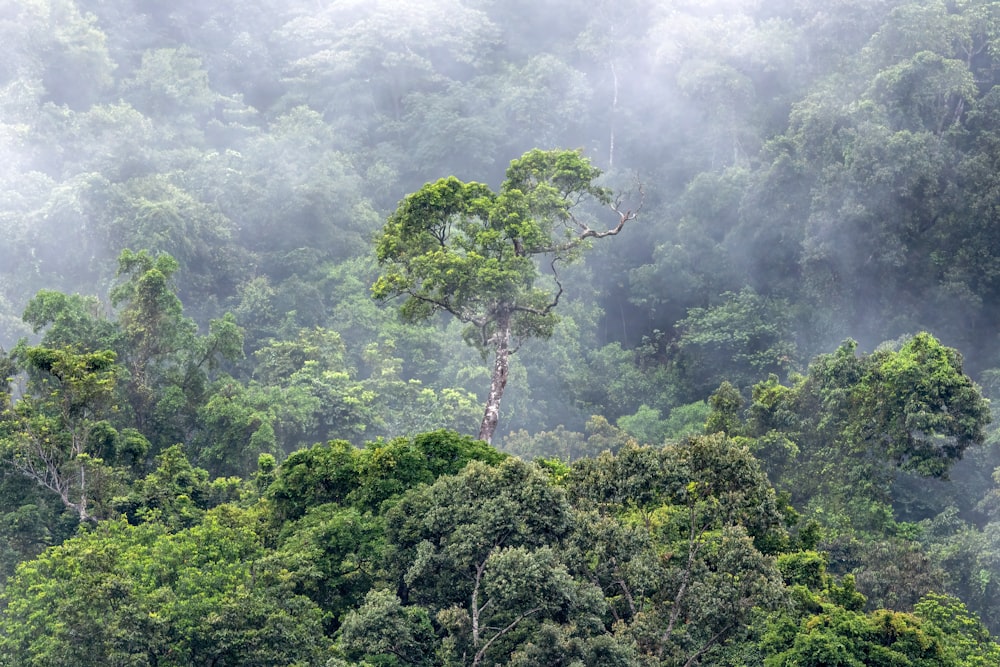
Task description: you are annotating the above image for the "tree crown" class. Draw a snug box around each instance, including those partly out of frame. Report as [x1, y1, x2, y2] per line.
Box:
[373, 148, 623, 350]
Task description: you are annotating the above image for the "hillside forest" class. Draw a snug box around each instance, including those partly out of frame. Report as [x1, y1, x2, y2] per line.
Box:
[5, 0, 1000, 664]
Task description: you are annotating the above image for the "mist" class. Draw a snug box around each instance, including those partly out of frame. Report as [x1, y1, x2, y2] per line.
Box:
[7, 0, 1000, 658]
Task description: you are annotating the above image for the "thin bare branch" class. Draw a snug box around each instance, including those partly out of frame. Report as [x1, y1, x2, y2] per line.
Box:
[511, 257, 565, 318]
[658, 501, 710, 659]
[402, 291, 488, 329]
[682, 624, 735, 667]
[539, 183, 644, 253]
[471, 607, 543, 667]
[581, 182, 645, 240]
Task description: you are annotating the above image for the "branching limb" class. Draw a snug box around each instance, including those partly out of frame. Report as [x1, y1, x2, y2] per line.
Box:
[471, 559, 488, 647]
[471, 606, 543, 667]
[403, 291, 488, 330]
[582, 182, 645, 240]
[658, 501, 710, 659]
[544, 181, 645, 253]
[511, 257, 564, 318]
[682, 623, 735, 667]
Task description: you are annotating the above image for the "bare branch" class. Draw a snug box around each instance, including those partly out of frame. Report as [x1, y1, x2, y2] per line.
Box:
[539, 182, 645, 254]
[682, 624, 735, 667]
[581, 182, 645, 240]
[658, 501, 710, 658]
[616, 568, 636, 617]
[510, 257, 564, 318]
[471, 559, 488, 647]
[402, 291, 488, 329]
[471, 606, 543, 667]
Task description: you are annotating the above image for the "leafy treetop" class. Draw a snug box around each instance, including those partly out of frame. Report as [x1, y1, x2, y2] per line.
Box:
[373, 148, 639, 443]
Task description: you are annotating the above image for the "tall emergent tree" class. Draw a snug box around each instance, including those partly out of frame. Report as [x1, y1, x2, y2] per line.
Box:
[373, 149, 639, 443]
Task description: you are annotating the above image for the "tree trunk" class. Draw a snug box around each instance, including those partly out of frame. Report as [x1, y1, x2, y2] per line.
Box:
[77, 462, 89, 523]
[609, 58, 618, 169]
[478, 314, 511, 445]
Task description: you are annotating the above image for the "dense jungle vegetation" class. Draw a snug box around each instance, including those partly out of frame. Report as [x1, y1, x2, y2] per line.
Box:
[5, 0, 1000, 664]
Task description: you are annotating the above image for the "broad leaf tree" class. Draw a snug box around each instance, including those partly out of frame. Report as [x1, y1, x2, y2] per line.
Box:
[1, 346, 122, 523]
[0, 508, 329, 667]
[742, 333, 991, 531]
[373, 149, 639, 443]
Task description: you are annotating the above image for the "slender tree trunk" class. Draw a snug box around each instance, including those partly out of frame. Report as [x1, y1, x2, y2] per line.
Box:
[659, 503, 705, 659]
[478, 313, 511, 445]
[78, 462, 89, 523]
[609, 59, 618, 169]
[471, 560, 487, 648]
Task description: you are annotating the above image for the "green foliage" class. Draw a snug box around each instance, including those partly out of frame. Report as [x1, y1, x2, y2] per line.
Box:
[8, 1, 1000, 661]
[507, 621, 641, 667]
[763, 606, 952, 667]
[853, 333, 990, 477]
[114, 444, 242, 530]
[267, 431, 505, 523]
[0, 473, 78, 585]
[663, 400, 713, 440]
[501, 415, 636, 462]
[339, 589, 437, 666]
[111, 249, 193, 360]
[110, 249, 245, 450]
[124, 46, 219, 119]
[377, 456, 618, 664]
[565, 433, 791, 662]
[777, 551, 828, 591]
[373, 148, 611, 347]
[707, 381, 746, 436]
[744, 334, 990, 532]
[277, 503, 384, 628]
[502, 425, 588, 461]
[350, 431, 499, 512]
[266, 439, 360, 523]
[373, 148, 632, 442]
[359, 339, 483, 440]
[572, 341, 677, 420]
[102, 175, 243, 307]
[2, 420, 998, 666]
[193, 377, 287, 478]
[1, 344, 124, 522]
[914, 593, 1000, 667]
[384, 457, 575, 607]
[616, 404, 668, 445]
[0, 509, 330, 666]
[674, 288, 797, 399]
[21, 290, 119, 352]
[917, 508, 1000, 634]
[853, 538, 944, 611]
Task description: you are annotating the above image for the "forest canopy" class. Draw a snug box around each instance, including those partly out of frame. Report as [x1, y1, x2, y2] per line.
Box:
[3, 0, 1000, 664]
